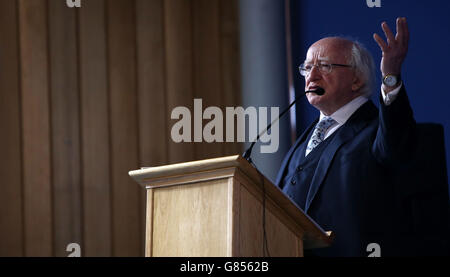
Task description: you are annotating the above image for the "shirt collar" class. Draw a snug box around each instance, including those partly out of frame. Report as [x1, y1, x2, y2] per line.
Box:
[319, 95, 369, 125]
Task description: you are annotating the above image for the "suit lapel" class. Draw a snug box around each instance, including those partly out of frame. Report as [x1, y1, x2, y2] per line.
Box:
[304, 101, 378, 213]
[275, 119, 318, 187]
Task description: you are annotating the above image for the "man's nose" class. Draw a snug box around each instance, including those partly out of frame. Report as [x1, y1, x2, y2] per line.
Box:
[307, 65, 321, 82]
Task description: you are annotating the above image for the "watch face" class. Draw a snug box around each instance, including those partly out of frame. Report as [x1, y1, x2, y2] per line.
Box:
[384, 75, 397, 87]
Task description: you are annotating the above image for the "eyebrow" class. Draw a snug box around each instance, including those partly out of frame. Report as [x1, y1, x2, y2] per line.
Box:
[305, 56, 331, 63]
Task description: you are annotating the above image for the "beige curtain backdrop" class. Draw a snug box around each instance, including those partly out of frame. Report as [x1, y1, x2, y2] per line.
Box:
[0, 0, 241, 257]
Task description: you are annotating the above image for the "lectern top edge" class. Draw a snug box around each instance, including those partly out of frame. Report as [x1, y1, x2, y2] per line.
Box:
[129, 155, 242, 186]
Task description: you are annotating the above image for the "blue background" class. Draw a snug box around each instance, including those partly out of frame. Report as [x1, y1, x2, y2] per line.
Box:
[290, 0, 450, 185]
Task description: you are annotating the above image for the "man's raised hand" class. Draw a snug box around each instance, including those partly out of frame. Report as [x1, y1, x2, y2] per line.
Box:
[373, 17, 409, 77]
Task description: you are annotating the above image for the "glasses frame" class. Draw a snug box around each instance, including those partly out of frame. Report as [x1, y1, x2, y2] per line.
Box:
[299, 62, 353, 77]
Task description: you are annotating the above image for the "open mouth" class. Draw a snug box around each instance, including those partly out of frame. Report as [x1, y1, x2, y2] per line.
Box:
[306, 86, 325, 95]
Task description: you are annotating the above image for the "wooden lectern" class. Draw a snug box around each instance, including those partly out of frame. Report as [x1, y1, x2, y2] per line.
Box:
[129, 155, 333, 257]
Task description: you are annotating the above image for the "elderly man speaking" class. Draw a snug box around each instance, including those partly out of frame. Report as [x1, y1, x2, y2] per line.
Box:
[276, 18, 449, 256]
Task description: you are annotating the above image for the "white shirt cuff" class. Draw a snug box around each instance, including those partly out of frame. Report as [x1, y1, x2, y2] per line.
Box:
[381, 82, 402, 106]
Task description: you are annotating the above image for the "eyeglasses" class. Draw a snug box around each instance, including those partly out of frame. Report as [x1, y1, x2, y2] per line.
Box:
[299, 62, 353, 77]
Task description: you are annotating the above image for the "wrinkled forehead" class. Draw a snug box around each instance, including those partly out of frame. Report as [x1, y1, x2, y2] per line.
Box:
[305, 46, 331, 63]
[305, 39, 351, 63]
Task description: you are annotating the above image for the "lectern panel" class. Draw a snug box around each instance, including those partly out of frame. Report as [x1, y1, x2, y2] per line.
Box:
[151, 179, 229, 256]
[238, 183, 303, 257]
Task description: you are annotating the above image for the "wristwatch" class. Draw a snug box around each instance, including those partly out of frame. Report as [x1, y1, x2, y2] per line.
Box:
[382, 74, 401, 87]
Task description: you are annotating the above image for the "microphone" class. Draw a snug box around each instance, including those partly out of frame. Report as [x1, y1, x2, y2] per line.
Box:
[242, 87, 325, 163]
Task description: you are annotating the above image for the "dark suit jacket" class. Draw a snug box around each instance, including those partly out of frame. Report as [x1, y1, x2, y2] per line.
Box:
[275, 86, 449, 256]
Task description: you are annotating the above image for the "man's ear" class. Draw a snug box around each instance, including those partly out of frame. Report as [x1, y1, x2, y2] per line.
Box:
[351, 75, 363, 92]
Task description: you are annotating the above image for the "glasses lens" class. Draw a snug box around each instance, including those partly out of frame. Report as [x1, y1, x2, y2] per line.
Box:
[319, 63, 332, 74]
[299, 63, 310, 76]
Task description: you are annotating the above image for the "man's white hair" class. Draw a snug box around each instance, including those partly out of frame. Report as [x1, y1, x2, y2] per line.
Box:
[348, 40, 376, 98]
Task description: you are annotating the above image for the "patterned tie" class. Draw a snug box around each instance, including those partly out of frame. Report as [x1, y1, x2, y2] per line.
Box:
[305, 116, 337, 156]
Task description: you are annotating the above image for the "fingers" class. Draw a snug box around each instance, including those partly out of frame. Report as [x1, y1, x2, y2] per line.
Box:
[381, 21, 395, 44]
[373, 33, 387, 52]
[396, 18, 405, 46]
[401, 17, 410, 47]
[396, 18, 401, 41]
[378, 17, 410, 48]
[374, 17, 410, 53]
[394, 17, 409, 50]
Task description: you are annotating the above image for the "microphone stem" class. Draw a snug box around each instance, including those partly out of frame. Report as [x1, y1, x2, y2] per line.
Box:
[243, 92, 306, 161]
[242, 88, 322, 163]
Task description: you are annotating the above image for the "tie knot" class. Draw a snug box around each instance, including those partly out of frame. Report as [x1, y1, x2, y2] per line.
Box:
[317, 116, 336, 130]
[305, 116, 336, 156]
